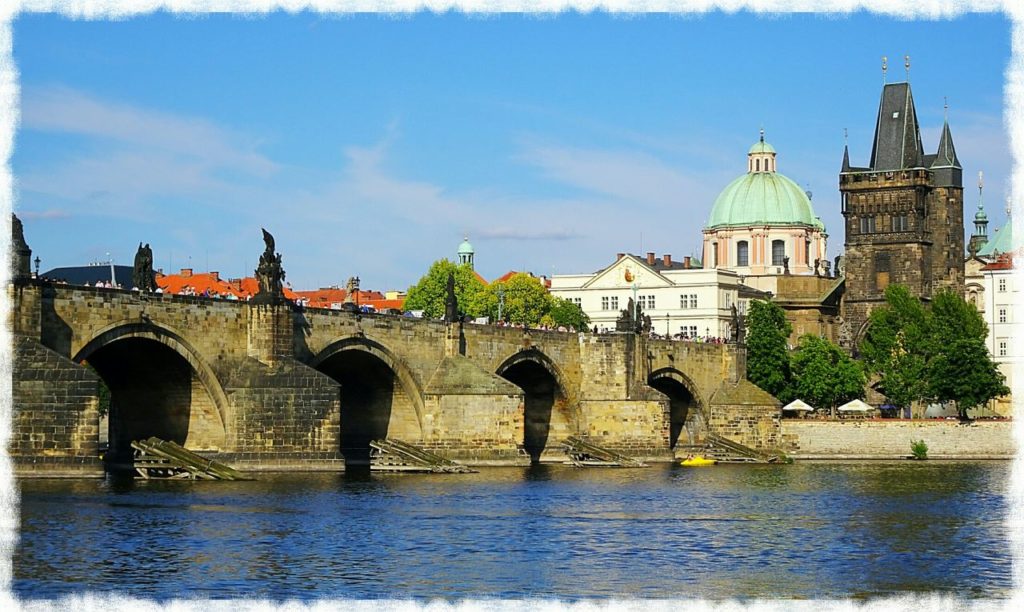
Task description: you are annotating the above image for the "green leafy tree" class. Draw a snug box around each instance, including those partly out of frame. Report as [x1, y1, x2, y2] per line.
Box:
[746, 299, 793, 401]
[927, 337, 1008, 419]
[547, 297, 590, 331]
[858, 285, 931, 411]
[789, 334, 865, 416]
[403, 259, 486, 319]
[477, 273, 552, 326]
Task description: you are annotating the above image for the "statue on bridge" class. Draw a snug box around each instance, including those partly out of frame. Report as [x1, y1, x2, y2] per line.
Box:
[10, 213, 31, 280]
[731, 304, 746, 346]
[443, 272, 459, 323]
[253, 228, 287, 305]
[132, 243, 157, 292]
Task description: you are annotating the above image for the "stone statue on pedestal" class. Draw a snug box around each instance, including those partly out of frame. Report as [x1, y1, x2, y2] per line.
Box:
[253, 228, 287, 304]
[444, 272, 459, 323]
[11, 213, 31, 280]
[132, 243, 157, 292]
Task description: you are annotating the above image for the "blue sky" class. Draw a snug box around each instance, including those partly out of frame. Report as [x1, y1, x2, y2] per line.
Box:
[10, 10, 1014, 291]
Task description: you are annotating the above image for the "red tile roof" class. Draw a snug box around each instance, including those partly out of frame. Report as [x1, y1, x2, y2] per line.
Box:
[157, 272, 298, 300]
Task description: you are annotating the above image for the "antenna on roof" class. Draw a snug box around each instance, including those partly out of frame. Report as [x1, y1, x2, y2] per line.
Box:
[904, 55, 911, 82]
[882, 56, 888, 84]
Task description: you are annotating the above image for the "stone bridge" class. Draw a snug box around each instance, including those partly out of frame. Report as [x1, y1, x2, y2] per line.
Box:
[9, 281, 781, 476]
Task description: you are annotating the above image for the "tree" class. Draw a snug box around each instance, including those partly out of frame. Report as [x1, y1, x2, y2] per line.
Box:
[547, 297, 590, 331]
[403, 259, 485, 319]
[476, 273, 552, 326]
[928, 337, 1008, 419]
[858, 284, 931, 411]
[745, 299, 792, 401]
[789, 334, 865, 416]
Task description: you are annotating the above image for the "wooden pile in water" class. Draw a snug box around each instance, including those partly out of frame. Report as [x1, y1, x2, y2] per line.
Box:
[562, 436, 648, 468]
[131, 437, 250, 480]
[369, 438, 476, 473]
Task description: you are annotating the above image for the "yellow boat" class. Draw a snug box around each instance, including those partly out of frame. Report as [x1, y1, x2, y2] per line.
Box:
[680, 455, 717, 467]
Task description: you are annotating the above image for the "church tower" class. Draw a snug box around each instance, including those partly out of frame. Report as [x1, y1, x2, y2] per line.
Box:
[839, 68, 965, 349]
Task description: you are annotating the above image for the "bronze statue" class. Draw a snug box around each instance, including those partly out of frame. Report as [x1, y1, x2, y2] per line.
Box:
[783, 255, 790, 275]
[443, 272, 459, 323]
[253, 228, 287, 304]
[834, 255, 842, 278]
[132, 242, 157, 292]
[814, 258, 821, 277]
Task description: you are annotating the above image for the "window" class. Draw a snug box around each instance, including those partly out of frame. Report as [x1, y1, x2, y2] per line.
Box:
[690, 294, 697, 308]
[860, 216, 876, 234]
[891, 214, 909, 232]
[737, 241, 749, 266]
[711, 243, 718, 267]
[724, 291, 733, 308]
[647, 295, 655, 310]
[999, 341, 1007, 357]
[686, 325, 698, 339]
[601, 297, 609, 311]
[570, 297, 581, 306]
[771, 240, 785, 266]
[875, 253, 891, 291]
[610, 296, 618, 311]
[999, 278, 1007, 293]
[804, 240, 810, 265]
[638, 295, 647, 310]
[999, 308, 1007, 324]
[680, 294, 688, 309]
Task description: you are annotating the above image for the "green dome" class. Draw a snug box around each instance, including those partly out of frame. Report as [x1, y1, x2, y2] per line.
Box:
[749, 140, 776, 155]
[978, 220, 1014, 257]
[975, 210, 988, 221]
[707, 171, 819, 229]
[457, 237, 474, 255]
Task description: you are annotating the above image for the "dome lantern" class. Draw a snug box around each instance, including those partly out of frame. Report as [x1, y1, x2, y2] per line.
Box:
[747, 128, 777, 173]
[457, 236, 475, 268]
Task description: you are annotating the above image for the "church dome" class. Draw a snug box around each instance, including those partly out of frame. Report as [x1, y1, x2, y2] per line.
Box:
[457, 237, 474, 255]
[706, 135, 819, 229]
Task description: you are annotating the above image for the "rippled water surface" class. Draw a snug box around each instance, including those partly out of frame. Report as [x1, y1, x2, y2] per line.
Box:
[14, 461, 1012, 600]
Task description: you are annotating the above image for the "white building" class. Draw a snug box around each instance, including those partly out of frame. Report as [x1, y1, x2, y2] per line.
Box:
[550, 252, 763, 338]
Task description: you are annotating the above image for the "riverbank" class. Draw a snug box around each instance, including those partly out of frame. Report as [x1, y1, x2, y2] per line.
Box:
[780, 419, 1015, 460]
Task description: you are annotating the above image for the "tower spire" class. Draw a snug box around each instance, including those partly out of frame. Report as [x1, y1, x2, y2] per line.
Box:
[882, 56, 887, 84]
[904, 54, 911, 82]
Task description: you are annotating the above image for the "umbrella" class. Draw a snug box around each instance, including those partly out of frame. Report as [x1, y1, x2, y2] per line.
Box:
[837, 399, 874, 412]
[783, 399, 814, 412]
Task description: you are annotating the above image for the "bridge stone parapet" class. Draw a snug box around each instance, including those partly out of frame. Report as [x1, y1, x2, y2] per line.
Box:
[9, 281, 780, 475]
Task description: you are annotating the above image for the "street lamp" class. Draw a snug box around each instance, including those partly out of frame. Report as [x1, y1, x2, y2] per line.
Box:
[497, 286, 505, 322]
[33, 256, 40, 278]
[631, 282, 639, 321]
[666, 311, 671, 339]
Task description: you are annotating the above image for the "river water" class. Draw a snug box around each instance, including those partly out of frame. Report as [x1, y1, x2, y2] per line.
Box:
[13, 461, 1012, 601]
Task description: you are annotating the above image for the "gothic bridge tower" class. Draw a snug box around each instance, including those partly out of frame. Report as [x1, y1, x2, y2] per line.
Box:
[839, 73, 965, 349]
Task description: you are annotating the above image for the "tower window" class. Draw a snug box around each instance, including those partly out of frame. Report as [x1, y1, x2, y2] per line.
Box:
[756, 159, 761, 172]
[860, 216, 876, 234]
[737, 241, 749, 267]
[998, 278, 1007, 293]
[711, 243, 718, 267]
[875, 253, 891, 291]
[771, 240, 785, 266]
[891, 215, 909, 232]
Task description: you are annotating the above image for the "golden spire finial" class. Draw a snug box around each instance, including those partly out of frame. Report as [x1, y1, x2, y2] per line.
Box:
[759, 126, 765, 142]
[882, 56, 888, 84]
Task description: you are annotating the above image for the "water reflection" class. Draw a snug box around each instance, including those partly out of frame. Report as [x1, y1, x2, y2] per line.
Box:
[14, 461, 1011, 601]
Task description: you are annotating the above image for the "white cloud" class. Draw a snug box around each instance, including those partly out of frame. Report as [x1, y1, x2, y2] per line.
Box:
[21, 85, 278, 177]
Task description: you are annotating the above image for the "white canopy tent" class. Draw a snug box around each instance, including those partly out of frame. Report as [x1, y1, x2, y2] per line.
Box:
[782, 399, 814, 412]
[837, 399, 874, 413]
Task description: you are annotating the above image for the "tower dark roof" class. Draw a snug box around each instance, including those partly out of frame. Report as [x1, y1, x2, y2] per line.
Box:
[931, 120, 961, 169]
[869, 82, 925, 171]
[841, 144, 851, 172]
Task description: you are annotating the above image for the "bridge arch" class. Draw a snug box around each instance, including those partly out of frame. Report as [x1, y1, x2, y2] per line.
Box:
[311, 336, 425, 464]
[648, 367, 705, 449]
[73, 320, 231, 463]
[496, 348, 576, 463]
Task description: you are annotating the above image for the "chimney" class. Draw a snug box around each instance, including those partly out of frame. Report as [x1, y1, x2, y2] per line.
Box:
[646, 252, 655, 265]
[180, 268, 192, 277]
[663, 254, 672, 267]
[683, 256, 691, 269]
[616, 252, 625, 260]
[210, 271, 219, 281]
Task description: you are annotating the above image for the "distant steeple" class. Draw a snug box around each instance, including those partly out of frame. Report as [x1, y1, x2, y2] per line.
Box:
[969, 171, 989, 255]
